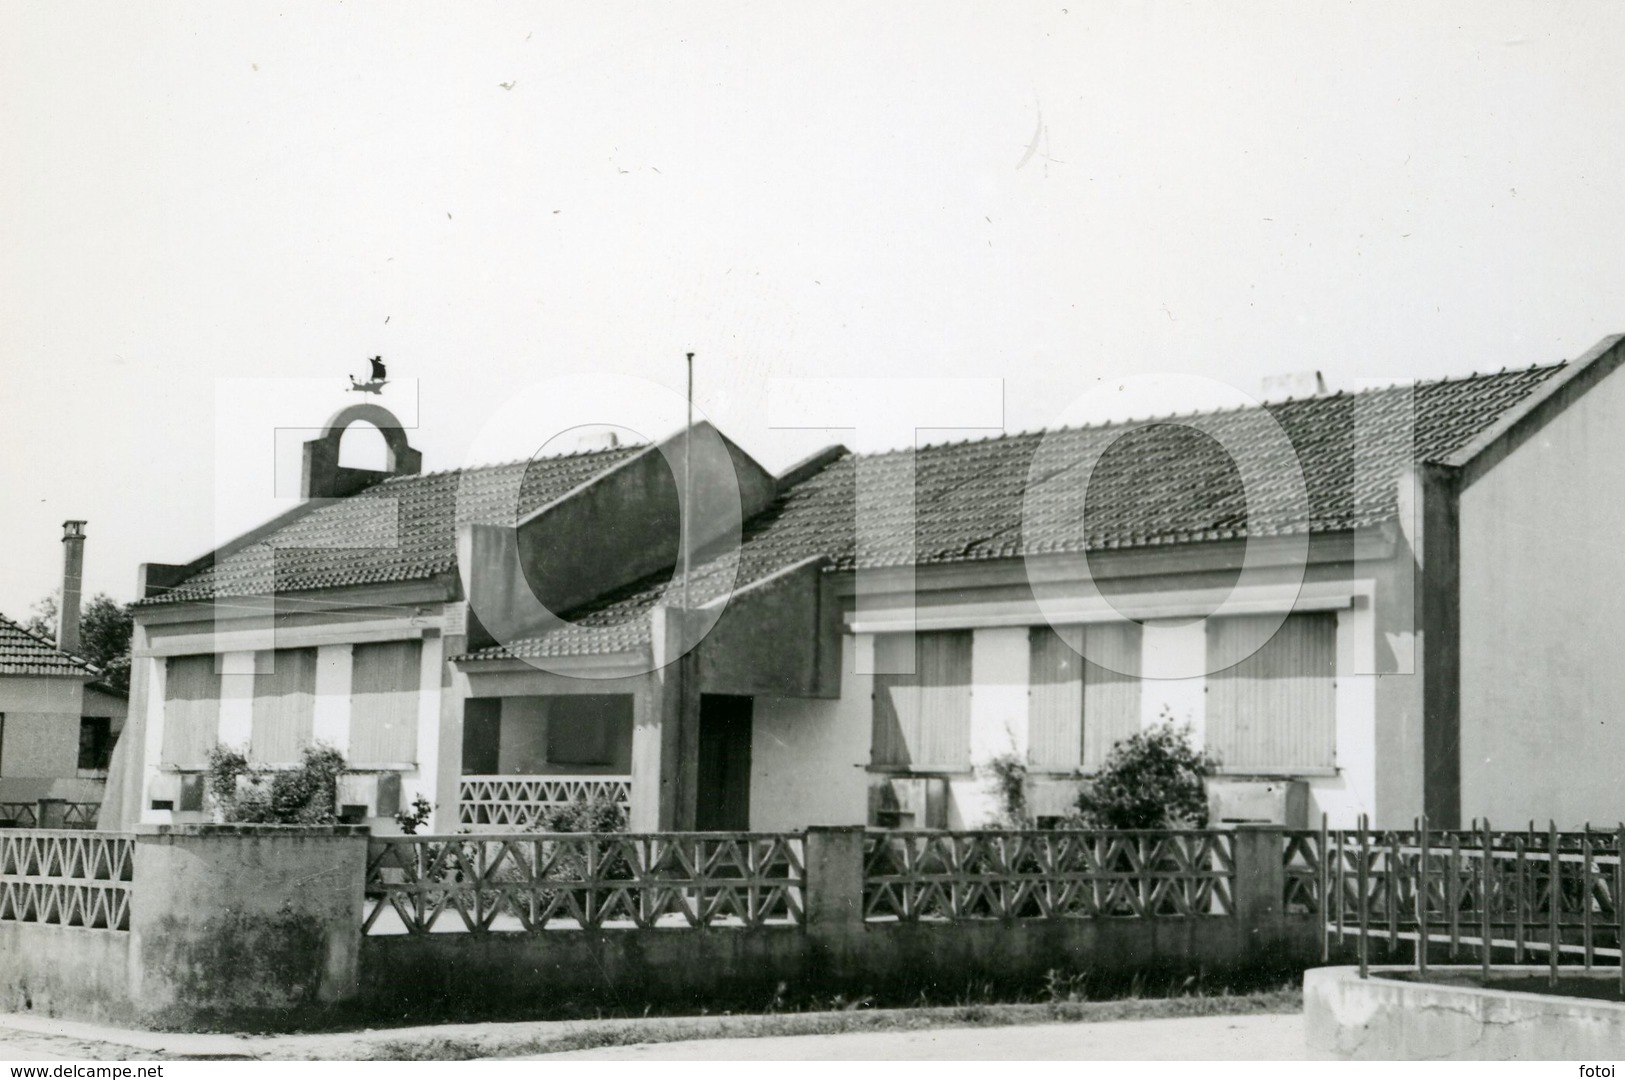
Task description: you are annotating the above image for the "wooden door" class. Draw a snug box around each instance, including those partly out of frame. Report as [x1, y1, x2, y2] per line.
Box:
[696, 695, 753, 831]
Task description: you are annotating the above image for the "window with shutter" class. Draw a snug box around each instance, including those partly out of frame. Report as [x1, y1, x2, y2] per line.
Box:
[1206, 612, 1336, 770]
[162, 654, 221, 767]
[1028, 622, 1142, 771]
[871, 631, 973, 770]
[349, 640, 422, 766]
[250, 648, 317, 763]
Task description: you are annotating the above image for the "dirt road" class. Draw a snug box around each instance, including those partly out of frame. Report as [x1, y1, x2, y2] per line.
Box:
[533, 1012, 1306, 1060]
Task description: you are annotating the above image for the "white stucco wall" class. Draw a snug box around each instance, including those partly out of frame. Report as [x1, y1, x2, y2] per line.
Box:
[0, 675, 88, 791]
[1306, 602, 1377, 827]
[748, 635, 872, 830]
[1459, 364, 1625, 827]
[764, 585, 1386, 831]
[1139, 620, 1206, 737]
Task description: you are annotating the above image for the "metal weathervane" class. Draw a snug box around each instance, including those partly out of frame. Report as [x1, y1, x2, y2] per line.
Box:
[349, 355, 389, 395]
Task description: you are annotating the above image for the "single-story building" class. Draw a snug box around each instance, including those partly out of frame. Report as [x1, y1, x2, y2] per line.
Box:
[1, 524, 127, 825]
[103, 335, 1625, 832]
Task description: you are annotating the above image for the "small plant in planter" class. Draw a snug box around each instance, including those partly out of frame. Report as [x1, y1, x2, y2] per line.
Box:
[393, 794, 435, 835]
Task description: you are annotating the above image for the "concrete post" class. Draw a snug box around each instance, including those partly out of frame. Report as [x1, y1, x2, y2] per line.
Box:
[640, 607, 703, 830]
[35, 799, 67, 830]
[804, 826, 867, 984]
[128, 824, 369, 1027]
[1230, 824, 1286, 963]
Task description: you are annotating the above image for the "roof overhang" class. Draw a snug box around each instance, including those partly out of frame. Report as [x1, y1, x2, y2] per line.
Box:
[1445, 332, 1625, 489]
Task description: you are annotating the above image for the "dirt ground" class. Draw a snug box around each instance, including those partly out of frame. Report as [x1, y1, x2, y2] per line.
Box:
[530, 1013, 1308, 1060]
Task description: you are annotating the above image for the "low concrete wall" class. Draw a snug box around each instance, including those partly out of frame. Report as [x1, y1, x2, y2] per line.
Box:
[363, 929, 808, 1017]
[0, 824, 1326, 1031]
[357, 828, 1323, 1019]
[820, 916, 1323, 993]
[362, 917, 1324, 1019]
[1305, 965, 1625, 1059]
[0, 922, 132, 1025]
[128, 824, 370, 1029]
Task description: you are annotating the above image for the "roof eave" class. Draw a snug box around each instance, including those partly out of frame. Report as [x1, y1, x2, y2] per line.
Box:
[1443, 332, 1625, 487]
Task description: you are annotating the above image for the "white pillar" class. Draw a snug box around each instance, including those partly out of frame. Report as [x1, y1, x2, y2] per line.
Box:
[1326, 601, 1378, 827]
[969, 628, 1030, 762]
[312, 644, 353, 750]
[414, 632, 444, 829]
[216, 651, 256, 751]
[1139, 620, 1207, 745]
[139, 656, 167, 824]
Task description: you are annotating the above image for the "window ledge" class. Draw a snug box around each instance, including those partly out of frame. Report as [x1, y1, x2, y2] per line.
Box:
[865, 765, 974, 778]
[1211, 767, 1339, 779]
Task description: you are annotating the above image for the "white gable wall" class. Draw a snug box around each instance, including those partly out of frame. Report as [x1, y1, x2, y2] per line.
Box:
[1459, 363, 1625, 827]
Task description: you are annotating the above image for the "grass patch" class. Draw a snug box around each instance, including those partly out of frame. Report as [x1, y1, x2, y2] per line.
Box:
[359, 981, 1302, 1060]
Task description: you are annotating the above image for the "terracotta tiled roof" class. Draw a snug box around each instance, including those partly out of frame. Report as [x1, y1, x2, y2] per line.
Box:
[467, 364, 1563, 660]
[141, 446, 642, 605]
[0, 615, 97, 677]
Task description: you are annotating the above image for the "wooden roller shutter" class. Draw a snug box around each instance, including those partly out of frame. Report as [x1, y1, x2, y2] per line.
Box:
[1029, 623, 1142, 770]
[1206, 612, 1336, 770]
[871, 631, 973, 770]
[162, 654, 221, 767]
[349, 640, 422, 766]
[250, 648, 317, 764]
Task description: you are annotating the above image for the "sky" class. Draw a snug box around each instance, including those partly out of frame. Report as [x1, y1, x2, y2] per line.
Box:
[3, 1, 1624, 618]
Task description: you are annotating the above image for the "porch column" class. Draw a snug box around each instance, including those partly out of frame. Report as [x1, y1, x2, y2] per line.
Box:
[413, 630, 444, 828]
[435, 603, 471, 834]
[632, 607, 702, 831]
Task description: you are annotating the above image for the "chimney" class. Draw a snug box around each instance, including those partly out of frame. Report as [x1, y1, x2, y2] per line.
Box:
[1260, 370, 1330, 401]
[59, 520, 85, 655]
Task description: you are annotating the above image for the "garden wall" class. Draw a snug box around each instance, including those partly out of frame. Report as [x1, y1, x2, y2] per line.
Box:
[2, 823, 1324, 1030]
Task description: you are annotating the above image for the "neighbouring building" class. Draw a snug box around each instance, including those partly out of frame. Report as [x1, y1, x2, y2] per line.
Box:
[105, 335, 1625, 832]
[0, 523, 128, 826]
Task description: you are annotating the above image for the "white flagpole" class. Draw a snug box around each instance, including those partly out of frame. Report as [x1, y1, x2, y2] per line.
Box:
[683, 351, 694, 612]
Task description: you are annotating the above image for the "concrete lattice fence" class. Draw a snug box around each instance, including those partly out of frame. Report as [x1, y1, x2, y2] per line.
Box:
[364, 832, 806, 933]
[0, 830, 131, 931]
[862, 830, 1235, 921]
[0, 823, 1325, 1030]
[0, 800, 102, 830]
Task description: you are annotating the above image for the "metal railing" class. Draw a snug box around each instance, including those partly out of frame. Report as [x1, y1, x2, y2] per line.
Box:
[0, 830, 133, 931]
[364, 831, 805, 935]
[863, 829, 1236, 922]
[1285, 817, 1624, 991]
[457, 775, 631, 829]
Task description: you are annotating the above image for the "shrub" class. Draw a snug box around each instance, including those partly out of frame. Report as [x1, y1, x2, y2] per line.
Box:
[204, 742, 347, 825]
[1072, 722, 1217, 830]
[978, 751, 1032, 829]
[394, 794, 435, 835]
[526, 794, 631, 903]
[205, 744, 252, 817]
[534, 793, 627, 834]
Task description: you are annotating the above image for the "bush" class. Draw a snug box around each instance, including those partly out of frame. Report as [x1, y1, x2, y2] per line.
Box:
[534, 793, 627, 834]
[1073, 722, 1217, 830]
[529, 794, 631, 898]
[205, 742, 347, 825]
[978, 751, 1032, 829]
